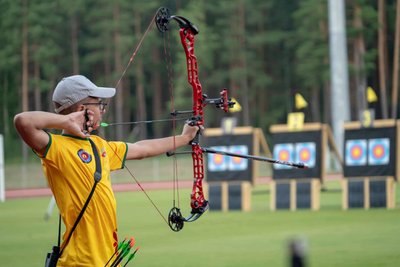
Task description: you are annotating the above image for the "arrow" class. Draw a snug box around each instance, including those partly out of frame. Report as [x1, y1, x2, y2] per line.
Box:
[110, 238, 135, 267]
[123, 247, 140, 267]
[100, 117, 189, 127]
[104, 238, 128, 267]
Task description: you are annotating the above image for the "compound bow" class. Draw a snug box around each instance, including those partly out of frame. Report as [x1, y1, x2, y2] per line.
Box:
[107, 7, 306, 233]
[155, 7, 235, 231]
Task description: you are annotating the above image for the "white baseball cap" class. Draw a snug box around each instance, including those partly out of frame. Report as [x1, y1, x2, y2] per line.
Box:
[53, 75, 116, 113]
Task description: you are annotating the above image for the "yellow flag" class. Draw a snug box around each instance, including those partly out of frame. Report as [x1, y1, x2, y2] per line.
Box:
[295, 93, 308, 109]
[367, 86, 378, 103]
[229, 97, 242, 112]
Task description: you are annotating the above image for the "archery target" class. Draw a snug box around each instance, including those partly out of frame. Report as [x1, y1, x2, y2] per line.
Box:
[204, 133, 253, 182]
[368, 138, 390, 165]
[295, 142, 316, 168]
[228, 145, 249, 171]
[273, 143, 294, 169]
[345, 139, 367, 166]
[208, 146, 228, 171]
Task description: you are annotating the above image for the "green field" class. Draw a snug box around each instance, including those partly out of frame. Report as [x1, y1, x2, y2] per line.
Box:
[0, 180, 399, 267]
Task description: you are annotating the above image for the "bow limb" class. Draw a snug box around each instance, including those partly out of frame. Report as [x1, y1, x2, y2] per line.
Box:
[179, 24, 209, 213]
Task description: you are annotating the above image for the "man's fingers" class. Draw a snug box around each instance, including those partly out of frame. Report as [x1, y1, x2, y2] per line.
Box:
[82, 110, 94, 130]
[85, 116, 94, 125]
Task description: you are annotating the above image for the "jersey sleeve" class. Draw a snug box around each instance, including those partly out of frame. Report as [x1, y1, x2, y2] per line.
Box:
[32, 131, 53, 159]
[106, 141, 128, 171]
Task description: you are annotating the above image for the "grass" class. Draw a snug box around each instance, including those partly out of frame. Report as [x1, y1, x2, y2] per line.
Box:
[0, 180, 399, 267]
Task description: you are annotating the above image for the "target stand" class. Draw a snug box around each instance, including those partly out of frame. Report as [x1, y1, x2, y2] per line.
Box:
[342, 120, 399, 209]
[342, 177, 395, 209]
[270, 179, 321, 211]
[269, 123, 341, 211]
[204, 181, 252, 212]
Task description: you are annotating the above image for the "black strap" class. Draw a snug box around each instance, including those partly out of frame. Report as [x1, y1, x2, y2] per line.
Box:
[59, 138, 102, 255]
[89, 138, 102, 183]
[57, 214, 61, 247]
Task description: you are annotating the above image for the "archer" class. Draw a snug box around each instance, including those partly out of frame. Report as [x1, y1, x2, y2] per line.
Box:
[13, 75, 198, 266]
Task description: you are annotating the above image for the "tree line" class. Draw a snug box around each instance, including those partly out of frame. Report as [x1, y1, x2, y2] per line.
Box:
[0, 0, 399, 160]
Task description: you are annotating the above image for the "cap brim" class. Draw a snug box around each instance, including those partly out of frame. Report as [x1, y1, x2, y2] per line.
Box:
[89, 87, 116, 99]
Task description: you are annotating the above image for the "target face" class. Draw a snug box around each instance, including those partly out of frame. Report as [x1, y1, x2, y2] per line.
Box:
[295, 142, 316, 168]
[343, 126, 396, 177]
[345, 139, 367, 166]
[273, 143, 294, 169]
[228, 145, 248, 171]
[368, 138, 390, 165]
[208, 146, 228, 171]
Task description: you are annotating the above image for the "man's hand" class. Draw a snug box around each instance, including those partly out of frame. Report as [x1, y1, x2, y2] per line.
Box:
[65, 110, 95, 137]
[181, 122, 203, 144]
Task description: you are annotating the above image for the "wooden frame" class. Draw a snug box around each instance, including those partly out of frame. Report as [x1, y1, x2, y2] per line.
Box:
[342, 119, 399, 209]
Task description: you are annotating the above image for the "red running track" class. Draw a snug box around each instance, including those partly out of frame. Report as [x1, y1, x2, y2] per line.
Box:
[5, 177, 277, 199]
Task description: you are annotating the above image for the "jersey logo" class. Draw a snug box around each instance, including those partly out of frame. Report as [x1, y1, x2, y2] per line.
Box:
[101, 148, 107, 157]
[77, 149, 92, 163]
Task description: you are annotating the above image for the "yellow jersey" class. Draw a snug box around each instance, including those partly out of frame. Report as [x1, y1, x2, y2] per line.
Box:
[39, 133, 127, 267]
